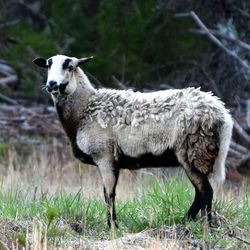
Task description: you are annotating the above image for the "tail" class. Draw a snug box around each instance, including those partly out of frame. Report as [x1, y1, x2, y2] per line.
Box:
[209, 112, 233, 191]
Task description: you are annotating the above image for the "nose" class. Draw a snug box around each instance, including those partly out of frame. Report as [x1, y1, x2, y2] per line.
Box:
[47, 80, 59, 92]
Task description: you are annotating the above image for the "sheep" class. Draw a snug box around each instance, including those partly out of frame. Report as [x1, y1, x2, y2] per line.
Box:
[33, 54, 233, 229]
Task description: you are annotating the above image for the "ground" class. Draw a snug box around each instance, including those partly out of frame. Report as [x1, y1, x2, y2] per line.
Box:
[0, 142, 249, 249]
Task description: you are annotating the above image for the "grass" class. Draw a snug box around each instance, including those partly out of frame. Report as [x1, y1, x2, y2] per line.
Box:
[0, 144, 250, 249]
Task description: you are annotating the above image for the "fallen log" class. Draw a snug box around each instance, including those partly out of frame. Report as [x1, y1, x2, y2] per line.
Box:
[237, 153, 250, 169]
[230, 141, 249, 155]
[0, 92, 19, 105]
[0, 75, 18, 87]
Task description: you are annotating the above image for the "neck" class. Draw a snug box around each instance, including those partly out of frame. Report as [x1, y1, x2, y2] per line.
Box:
[76, 67, 96, 93]
[54, 68, 96, 140]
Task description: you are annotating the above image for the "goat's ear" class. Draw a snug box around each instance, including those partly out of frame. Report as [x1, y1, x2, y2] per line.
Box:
[77, 56, 93, 67]
[32, 58, 48, 68]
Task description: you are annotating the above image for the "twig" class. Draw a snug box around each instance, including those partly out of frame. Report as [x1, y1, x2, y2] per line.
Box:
[230, 235, 250, 246]
[112, 75, 127, 90]
[236, 152, 250, 169]
[175, 11, 250, 70]
[0, 62, 16, 76]
[232, 6, 250, 19]
[0, 117, 26, 123]
[211, 218, 248, 248]
[247, 99, 250, 129]
[85, 71, 103, 88]
[184, 60, 223, 99]
[211, 229, 231, 249]
[228, 148, 244, 159]
[0, 20, 20, 28]
[174, 13, 191, 18]
[212, 227, 250, 248]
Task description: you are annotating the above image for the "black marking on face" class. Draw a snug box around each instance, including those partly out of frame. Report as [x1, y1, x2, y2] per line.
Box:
[68, 65, 74, 72]
[62, 58, 72, 70]
[59, 81, 69, 94]
[48, 58, 53, 68]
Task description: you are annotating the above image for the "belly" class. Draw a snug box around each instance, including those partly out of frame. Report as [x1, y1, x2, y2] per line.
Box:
[118, 148, 180, 169]
[115, 123, 176, 157]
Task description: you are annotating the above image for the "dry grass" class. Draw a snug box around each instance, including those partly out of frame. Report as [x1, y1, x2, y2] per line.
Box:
[0, 141, 249, 249]
[1, 141, 161, 201]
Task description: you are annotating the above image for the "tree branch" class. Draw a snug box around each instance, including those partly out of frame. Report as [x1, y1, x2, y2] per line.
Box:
[233, 119, 250, 149]
[230, 141, 249, 155]
[112, 75, 127, 90]
[175, 11, 250, 70]
[184, 60, 223, 99]
[190, 28, 250, 51]
[85, 71, 103, 88]
[236, 153, 250, 169]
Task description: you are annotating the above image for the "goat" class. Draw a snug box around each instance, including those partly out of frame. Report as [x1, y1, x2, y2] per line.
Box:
[33, 55, 233, 228]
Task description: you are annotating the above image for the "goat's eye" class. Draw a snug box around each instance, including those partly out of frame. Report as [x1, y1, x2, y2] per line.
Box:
[68, 65, 74, 72]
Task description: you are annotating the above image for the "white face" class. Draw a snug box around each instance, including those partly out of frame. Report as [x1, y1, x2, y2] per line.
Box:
[33, 54, 93, 97]
[46, 55, 78, 96]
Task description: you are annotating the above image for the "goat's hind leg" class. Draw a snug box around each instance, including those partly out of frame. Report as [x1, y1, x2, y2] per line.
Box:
[184, 167, 213, 224]
[178, 129, 218, 224]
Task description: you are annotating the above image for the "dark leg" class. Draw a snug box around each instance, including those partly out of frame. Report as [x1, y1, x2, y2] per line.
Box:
[200, 179, 213, 223]
[186, 186, 202, 220]
[184, 168, 213, 224]
[176, 130, 217, 224]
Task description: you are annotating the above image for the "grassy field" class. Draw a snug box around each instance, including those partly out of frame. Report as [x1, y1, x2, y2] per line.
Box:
[0, 143, 249, 249]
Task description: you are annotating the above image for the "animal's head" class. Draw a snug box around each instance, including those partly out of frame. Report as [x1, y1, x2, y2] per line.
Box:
[33, 55, 93, 96]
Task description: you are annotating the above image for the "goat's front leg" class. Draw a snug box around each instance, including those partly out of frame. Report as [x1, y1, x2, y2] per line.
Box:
[97, 159, 120, 229]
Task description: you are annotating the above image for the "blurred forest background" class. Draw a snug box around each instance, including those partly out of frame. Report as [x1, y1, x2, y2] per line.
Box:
[0, 0, 250, 180]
